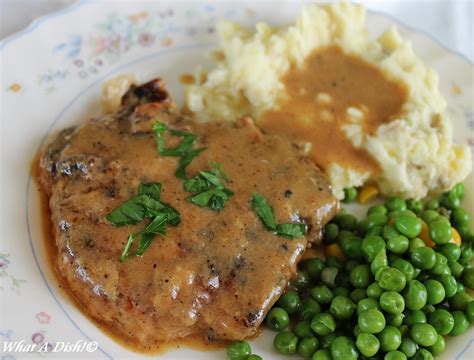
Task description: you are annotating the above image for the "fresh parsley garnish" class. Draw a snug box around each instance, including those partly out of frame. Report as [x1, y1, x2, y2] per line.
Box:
[183, 162, 233, 212]
[251, 192, 307, 239]
[152, 122, 206, 179]
[106, 182, 180, 261]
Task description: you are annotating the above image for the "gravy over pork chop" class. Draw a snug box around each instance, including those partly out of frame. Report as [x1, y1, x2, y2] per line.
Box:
[38, 79, 338, 350]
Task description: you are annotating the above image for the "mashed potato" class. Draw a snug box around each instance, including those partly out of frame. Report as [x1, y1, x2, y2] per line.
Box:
[184, 2, 471, 199]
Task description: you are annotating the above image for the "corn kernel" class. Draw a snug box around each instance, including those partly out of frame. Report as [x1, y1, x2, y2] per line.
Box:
[419, 221, 436, 248]
[451, 227, 462, 246]
[325, 243, 346, 260]
[358, 185, 379, 204]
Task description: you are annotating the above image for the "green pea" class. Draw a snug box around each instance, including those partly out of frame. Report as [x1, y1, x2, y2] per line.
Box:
[387, 235, 409, 254]
[299, 298, 321, 320]
[391, 259, 415, 282]
[424, 199, 439, 211]
[423, 304, 436, 315]
[378, 267, 406, 292]
[457, 282, 465, 294]
[343, 187, 358, 203]
[273, 331, 298, 354]
[462, 267, 474, 289]
[333, 287, 350, 297]
[356, 332, 380, 357]
[413, 348, 434, 360]
[330, 336, 358, 360]
[319, 332, 337, 349]
[430, 253, 449, 276]
[437, 275, 457, 298]
[466, 301, 474, 323]
[350, 264, 373, 288]
[277, 291, 301, 315]
[403, 280, 428, 310]
[380, 291, 405, 314]
[449, 261, 464, 278]
[404, 310, 427, 327]
[302, 258, 325, 280]
[395, 215, 422, 238]
[311, 285, 334, 305]
[384, 224, 401, 240]
[385, 350, 407, 360]
[399, 324, 409, 337]
[407, 199, 423, 213]
[358, 213, 388, 235]
[378, 326, 402, 351]
[227, 341, 251, 360]
[460, 242, 473, 261]
[410, 323, 437, 347]
[321, 267, 339, 288]
[349, 288, 367, 303]
[325, 256, 344, 270]
[312, 349, 332, 360]
[291, 270, 310, 289]
[311, 313, 336, 336]
[324, 223, 339, 245]
[440, 192, 460, 209]
[411, 247, 436, 270]
[450, 311, 469, 336]
[429, 219, 452, 245]
[295, 320, 314, 338]
[368, 204, 388, 215]
[358, 308, 386, 334]
[371, 250, 388, 276]
[451, 208, 470, 226]
[266, 307, 289, 331]
[427, 334, 445, 356]
[247, 355, 262, 360]
[298, 336, 319, 358]
[421, 209, 440, 224]
[339, 235, 363, 260]
[357, 298, 381, 315]
[449, 291, 473, 311]
[335, 214, 358, 231]
[374, 266, 389, 282]
[361, 235, 386, 261]
[386, 197, 407, 212]
[367, 282, 384, 299]
[428, 309, 454, 335]
[423, 279, 445, 305]
[367, 225, 384, 237]
[408, 237, 426, 253]
[400, 337, 418, 358]
[452, 183, 465, 199]
[329, 296, 355, 320]
[386, 313, 405, 327]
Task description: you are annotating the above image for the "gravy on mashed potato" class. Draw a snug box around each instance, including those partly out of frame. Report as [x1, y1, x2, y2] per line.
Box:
[259, 46, 407, 176]
[184, 2, 471, 200]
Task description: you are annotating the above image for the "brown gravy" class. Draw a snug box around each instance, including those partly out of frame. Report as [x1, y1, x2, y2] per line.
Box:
[35, 79, 338, 353]
[259, 46, 407, 175]
[35, 174, 227, 355]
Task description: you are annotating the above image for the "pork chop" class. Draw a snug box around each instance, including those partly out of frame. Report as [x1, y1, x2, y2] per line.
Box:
[38, 79, 338, 350]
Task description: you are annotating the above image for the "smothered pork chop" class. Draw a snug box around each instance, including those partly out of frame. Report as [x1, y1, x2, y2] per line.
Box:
[38, 79, 338, 349]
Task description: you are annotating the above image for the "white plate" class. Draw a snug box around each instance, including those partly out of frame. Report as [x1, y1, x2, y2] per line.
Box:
[1, 1, 473, 359]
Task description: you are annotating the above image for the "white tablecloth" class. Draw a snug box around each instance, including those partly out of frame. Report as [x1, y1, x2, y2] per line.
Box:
[1, 0, 472, 62]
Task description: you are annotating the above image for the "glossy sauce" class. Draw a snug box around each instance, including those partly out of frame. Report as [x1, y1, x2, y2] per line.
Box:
[259, 46, 408, 175]
[36, 80, 338, 352]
